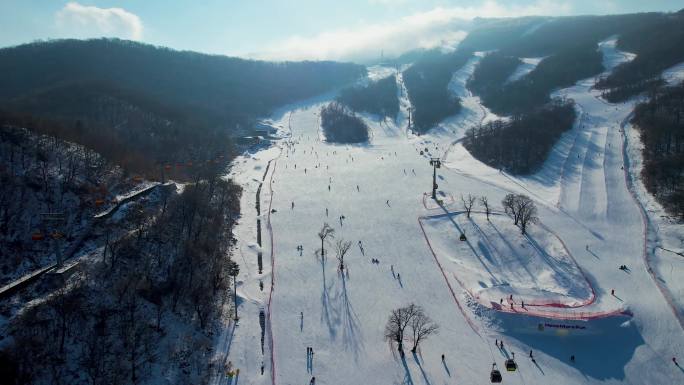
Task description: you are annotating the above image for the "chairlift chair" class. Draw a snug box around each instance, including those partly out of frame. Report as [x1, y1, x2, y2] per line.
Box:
[505, 358, 518, 372]
[490, 362, 503, 383]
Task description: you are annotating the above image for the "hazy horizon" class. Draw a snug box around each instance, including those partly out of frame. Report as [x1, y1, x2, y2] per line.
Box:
[1, 1, 683, 63]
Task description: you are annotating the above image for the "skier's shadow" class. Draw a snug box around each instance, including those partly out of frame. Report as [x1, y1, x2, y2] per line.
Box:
[533, 359, 545, 375]
[442, 360, 451, 377]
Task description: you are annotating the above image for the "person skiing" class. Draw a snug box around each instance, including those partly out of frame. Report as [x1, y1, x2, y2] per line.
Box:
[291, 201, 295, 209]
[529, 350, 533, 358]
[611, 289, 615, 296]
[310, 377, 316, 384]
[441, 354, 445, 361]
[673, 357, 679, 366]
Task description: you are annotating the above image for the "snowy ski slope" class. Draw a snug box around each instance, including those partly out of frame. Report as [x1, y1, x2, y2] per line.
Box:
[212, 38, 684, 385]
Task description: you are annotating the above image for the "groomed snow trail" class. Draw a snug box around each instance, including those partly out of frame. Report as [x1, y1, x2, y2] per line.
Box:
[217, 39, 684, 384]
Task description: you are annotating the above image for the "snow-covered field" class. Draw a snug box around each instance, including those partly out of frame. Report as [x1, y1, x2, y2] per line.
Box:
[421, 212, 592, 309]
[213, 38, 684, 384]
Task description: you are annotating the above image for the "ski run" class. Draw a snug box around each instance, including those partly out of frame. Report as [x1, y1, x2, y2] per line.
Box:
[211, 37, 684, 385]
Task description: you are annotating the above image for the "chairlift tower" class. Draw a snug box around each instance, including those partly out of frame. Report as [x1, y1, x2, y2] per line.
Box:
[429, 158, 441, 200]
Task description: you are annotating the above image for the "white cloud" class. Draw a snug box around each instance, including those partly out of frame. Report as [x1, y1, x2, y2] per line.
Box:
[252, 1, 571, 62]
[55, 2, 143, 40]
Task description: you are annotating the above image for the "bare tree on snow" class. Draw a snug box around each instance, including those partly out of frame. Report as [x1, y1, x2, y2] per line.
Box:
[317, 223, 335, 258]
[461, 194, 476, 218]
[335, 238, 352, 271]
[480, 196, 491, 220]
[502, 193, 538, 234]
[409, 308, 439, 352]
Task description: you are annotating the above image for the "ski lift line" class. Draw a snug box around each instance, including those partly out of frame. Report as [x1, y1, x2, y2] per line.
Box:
[419, 211, 499, 370]
[417, 217, 482, 336]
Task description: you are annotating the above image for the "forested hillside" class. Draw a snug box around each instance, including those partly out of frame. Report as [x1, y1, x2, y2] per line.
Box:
[463, 100, 576, 174]
[632, 83, 684, 218]
[481, 44, 603, 114]
[466, 52, 521, 98]
[596, 12, 684, 101]
[403, 51, 470, 132]
[0, 39, 366, 178]
[337, 75, 399, 118]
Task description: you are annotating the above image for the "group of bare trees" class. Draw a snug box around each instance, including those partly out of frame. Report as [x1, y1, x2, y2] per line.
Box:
[460, 193, 492, 220]
[460, 193, 538, 234]
[317, 223, 353, 272]
[320, 102, 370, 143]
[502, 193, 538, 234]
[384, 303, 439, 357]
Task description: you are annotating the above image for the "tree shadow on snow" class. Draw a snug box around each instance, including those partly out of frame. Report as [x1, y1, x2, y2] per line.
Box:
[412, 351, 432, 385]
[400, 354, 415, 385]
[340, 271, 364, 358]
[317, 250, 338, 338]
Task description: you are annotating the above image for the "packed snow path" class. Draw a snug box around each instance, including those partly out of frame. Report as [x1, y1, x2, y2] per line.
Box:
[216, 39, 684, 384]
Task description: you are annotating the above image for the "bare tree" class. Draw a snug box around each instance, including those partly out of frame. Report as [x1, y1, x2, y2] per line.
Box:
[317, 223, 335, 258]
[479, 196, 491, 220]
[334, 239, 352, 271]
[502, 193, 520, 225]
[384, 303, 420, 356]
[461, 194, 477, 218]
[516, 195, 538, 235]
[502, 193, 538, 234]
[410, 308, 439, 353]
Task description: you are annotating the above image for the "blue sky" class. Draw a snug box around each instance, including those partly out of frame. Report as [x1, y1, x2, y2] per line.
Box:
[1, 1, 682, 62]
